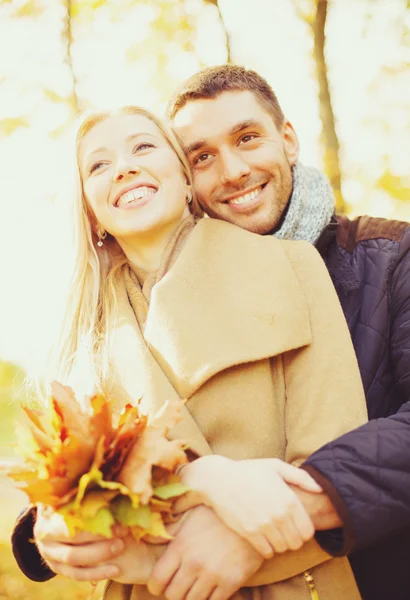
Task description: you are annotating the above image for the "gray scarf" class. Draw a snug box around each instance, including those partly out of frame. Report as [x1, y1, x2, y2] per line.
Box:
[274, 161, 335, 245]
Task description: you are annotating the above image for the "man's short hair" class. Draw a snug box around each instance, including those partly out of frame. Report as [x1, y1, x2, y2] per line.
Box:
[167, 64, 285, 130]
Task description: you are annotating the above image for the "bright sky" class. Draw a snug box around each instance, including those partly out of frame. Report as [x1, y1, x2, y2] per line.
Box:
[0, 0, 409, 373]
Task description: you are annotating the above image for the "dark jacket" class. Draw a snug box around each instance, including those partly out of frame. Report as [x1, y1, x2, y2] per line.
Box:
[305, 214, 410, 600]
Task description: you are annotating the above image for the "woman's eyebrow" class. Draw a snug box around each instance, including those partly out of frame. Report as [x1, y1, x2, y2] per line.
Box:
[126, 132, 158, 142]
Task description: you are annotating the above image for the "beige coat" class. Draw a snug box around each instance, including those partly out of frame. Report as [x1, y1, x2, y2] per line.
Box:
[102, 219, 367, 600]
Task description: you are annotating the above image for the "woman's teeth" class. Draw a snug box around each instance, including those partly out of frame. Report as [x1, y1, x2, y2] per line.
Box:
[228, 186, 262, 205]
[117, 187, 156, 207]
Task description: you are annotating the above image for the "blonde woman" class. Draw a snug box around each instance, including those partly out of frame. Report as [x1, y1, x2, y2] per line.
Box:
[13, 107, 367, 600]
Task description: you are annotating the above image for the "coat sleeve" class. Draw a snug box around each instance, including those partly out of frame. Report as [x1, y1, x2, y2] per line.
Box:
[11, 506, 56, 581]
[303, 231, 410, 555]
[247, 240, 368, 586]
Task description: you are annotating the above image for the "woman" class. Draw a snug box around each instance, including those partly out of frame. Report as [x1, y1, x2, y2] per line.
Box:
[13, 106, 367, 600]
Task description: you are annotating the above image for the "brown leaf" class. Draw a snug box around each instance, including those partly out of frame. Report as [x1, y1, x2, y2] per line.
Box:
[119, 401, 187, 503]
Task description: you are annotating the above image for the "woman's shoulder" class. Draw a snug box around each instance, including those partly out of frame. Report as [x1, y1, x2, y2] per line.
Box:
[194, 218, 320, 264]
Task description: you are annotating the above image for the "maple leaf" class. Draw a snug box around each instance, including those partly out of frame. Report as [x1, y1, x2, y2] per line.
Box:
[3, 386, 189, 539]
[118, 401, 188, 503]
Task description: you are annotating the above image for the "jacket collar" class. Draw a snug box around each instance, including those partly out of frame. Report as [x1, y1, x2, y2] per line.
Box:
[321, 216, 361, 293]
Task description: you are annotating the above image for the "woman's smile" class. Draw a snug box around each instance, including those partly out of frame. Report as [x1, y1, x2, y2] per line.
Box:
[115, 183, 158, 209]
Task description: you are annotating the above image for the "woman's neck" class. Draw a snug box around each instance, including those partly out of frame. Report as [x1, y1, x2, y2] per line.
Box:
[118, 218, 187, 273]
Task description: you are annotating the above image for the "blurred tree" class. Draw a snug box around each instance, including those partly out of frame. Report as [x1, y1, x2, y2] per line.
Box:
[63, 0, 80, 114]
[0, 361, 25, 455]
[293, 0, 346, 213]
[204, 0, 232, 62]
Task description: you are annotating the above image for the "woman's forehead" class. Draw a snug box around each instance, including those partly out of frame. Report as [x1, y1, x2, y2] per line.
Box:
[79, 113, 164, 157]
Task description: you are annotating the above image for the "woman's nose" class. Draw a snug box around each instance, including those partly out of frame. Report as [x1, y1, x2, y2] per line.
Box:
[113, 160, 140, 182]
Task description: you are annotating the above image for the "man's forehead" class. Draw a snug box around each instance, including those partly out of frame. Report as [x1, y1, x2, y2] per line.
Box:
[172, 90, 270, 144]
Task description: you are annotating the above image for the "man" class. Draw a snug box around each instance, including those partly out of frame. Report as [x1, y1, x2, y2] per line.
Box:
[12, 65, 410, 600]
[166, 64, 410, 600]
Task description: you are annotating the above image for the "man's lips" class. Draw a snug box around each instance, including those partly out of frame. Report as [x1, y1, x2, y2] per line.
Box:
[221, 184, 266, 207]
[114, 183, 158, 208]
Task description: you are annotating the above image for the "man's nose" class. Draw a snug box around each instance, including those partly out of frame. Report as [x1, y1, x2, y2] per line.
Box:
[113, 158, 139, 182]
[220, 151, 251, 185]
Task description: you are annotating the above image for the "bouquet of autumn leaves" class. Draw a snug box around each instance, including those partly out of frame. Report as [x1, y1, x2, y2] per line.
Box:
[5, 382, 189, 540]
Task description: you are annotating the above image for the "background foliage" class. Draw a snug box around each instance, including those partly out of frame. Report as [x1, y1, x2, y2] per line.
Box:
[0, 0, 409, 597]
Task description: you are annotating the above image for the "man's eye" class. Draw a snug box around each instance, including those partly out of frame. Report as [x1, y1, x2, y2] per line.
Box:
[239, 134, 257, 144]
[194, 153, 212, 165]
[133, 142, 155, 153]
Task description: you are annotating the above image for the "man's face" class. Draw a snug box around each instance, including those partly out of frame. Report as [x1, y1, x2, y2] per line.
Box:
[173, 90, 299, 234]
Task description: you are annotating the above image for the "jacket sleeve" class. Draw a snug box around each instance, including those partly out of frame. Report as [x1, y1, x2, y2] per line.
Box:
[303, 232, 410, 555]
[247, 241, 368, 586]
[11, 506, 56, 582]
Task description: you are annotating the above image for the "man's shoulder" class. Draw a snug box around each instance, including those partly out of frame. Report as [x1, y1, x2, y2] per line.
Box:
[336, 214, 410, 253]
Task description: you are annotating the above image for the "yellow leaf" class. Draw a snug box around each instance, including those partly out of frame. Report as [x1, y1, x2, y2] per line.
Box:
[81, 507, 115, 537]
[79, 490, 118, 519]
[154, 482, 189, 500]
[145, 512, 171, 540]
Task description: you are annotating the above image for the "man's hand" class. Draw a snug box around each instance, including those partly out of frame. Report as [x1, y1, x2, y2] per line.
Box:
[291, 486, 342, 530]
[147, 506, 263, 600]
[34, 504, 126, 582]
[175, 456, 321, 559]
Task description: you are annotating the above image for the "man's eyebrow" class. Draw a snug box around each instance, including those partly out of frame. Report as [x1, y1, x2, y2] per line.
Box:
[229, 119, 261, 135]
[185, 139, 208, 155]
[185, 119, 262, 155]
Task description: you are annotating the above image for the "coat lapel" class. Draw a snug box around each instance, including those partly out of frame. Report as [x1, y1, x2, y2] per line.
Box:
[109, 278, 212, 457]
[144, 219, 312, 398]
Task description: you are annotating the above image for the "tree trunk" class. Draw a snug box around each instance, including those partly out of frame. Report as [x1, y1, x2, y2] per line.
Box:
[205, 0, 232, 63]
[62, 0, 80, 114]
[311, 0, 345, 213]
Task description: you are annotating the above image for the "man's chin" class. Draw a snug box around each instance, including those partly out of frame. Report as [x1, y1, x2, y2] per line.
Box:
[218, 208, 279, 236]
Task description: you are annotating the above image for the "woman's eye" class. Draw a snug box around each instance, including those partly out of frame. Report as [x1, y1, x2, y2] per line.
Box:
[133, 142, 155, 153]
[89, 161, 105, 175]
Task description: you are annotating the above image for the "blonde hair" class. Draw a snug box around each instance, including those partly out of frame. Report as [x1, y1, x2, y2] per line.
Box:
[48, 106, 202, 394]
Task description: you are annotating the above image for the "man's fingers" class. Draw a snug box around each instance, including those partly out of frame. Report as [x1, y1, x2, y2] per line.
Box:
[45, 559, 120, 582]
[38, 538, 125, 568]
[276, 462, 322, 493]
[148, 548, 181, 596]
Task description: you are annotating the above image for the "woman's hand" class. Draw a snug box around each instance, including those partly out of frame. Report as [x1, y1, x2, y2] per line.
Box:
[33, 504, 127, 582]
[174, 456, 322, 559]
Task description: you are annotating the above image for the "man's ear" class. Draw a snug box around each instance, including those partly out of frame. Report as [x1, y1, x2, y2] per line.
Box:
[282, 121, 299, 166]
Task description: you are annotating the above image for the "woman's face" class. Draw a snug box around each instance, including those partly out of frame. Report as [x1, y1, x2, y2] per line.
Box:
[79, 113, 190, 240]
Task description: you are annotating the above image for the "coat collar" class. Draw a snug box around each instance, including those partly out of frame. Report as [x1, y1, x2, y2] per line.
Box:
[144, 219, 312, 398]
[111, 219, 312, 456]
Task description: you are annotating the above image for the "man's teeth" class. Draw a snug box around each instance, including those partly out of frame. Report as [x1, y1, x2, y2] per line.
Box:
[228, 187, 262, 205]
[118, 187, 156, 207]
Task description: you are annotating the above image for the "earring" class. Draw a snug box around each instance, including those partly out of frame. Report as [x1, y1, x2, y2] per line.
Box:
[97, 229, 107, 247]
[187, 190, 193, 204]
